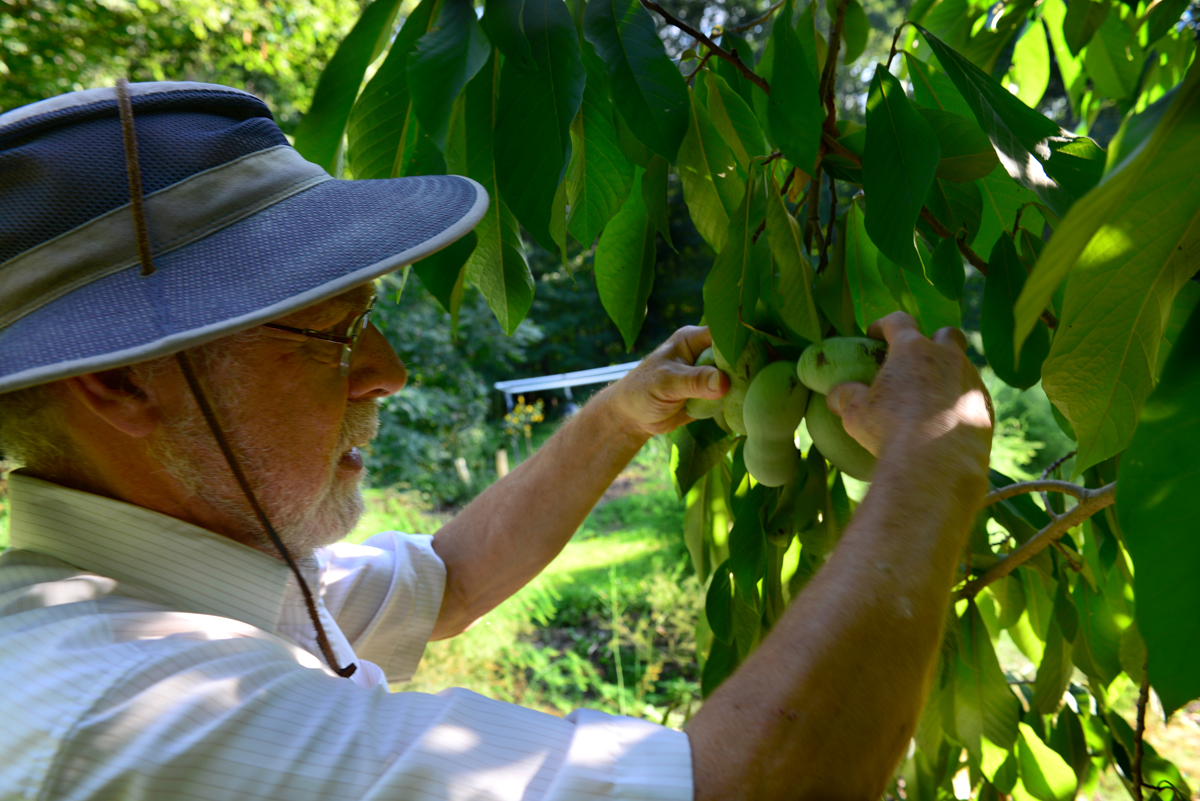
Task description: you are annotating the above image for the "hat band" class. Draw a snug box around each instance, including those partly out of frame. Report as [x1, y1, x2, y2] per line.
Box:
[0, 145, 329, 330]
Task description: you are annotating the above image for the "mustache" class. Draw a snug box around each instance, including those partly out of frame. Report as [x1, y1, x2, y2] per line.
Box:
[337, 400, 379, 453]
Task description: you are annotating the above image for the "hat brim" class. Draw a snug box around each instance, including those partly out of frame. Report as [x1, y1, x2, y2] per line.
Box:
[0, 174, 487, 393]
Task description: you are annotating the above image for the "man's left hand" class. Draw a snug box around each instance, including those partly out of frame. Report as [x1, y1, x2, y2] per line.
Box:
[606, 325, 729, 438]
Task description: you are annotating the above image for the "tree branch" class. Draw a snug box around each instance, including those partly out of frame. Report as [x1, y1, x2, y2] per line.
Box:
[1133, 660, 1150, 801]
[686, 51, 714, 86]
[819, 0, 849, 133]
[959, 482, 1117, 599]
[981, 479, 1090, 507]
[640, 0, 770, 93]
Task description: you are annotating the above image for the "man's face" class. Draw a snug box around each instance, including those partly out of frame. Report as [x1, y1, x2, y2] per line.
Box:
[148, 285, 407, 556]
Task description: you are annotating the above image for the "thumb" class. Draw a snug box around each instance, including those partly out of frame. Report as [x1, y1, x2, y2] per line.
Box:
[826, 382, 869, 418]
[692, 366, 729, 398]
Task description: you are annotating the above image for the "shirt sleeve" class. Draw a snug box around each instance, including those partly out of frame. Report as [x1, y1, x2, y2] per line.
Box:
[317, 531, 446, 682]
[50, 631, 694, 801]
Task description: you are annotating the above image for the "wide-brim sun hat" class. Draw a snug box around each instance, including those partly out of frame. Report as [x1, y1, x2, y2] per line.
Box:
[0, 81, 489, 395]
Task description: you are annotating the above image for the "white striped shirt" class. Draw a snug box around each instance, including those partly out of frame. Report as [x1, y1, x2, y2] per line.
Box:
[0, 473, 694, 800]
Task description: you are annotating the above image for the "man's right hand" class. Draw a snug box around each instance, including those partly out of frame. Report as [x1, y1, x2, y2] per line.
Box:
[825, 312, 993, 479]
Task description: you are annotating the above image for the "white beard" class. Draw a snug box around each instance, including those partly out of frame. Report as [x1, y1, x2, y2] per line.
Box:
[149, 363, 379, 557]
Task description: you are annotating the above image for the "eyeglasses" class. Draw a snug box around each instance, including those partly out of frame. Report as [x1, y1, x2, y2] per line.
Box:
[261, 294, 377, 376]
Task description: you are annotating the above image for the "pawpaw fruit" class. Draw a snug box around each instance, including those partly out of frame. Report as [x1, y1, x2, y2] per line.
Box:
[685, 347, 726, 420]
[796, 337, 887, 395]
[714, 338, 770, 436]
[804, 393, 875, 481]
[742, 361, 809, 487]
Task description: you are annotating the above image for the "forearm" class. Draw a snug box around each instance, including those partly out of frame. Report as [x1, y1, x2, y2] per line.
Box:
[429, 385, 648, 638]
[687, 436, 986, 800]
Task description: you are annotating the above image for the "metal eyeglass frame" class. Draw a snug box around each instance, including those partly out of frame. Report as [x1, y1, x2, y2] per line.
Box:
[261, 294, 377, 376]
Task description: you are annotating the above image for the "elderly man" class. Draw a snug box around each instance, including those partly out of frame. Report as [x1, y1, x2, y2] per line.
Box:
[0, 82, 992, 800]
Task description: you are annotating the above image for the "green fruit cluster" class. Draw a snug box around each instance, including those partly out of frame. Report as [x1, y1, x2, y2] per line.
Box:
[742, 361, 809, 487]
[796, 337, 887, 482]
[714, 339, 769, 436]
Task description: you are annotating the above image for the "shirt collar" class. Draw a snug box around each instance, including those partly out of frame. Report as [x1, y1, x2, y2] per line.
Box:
[6, 472, 291, 633]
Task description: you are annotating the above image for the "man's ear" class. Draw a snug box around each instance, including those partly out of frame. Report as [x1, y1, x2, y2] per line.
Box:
[63, 368, 161, 438]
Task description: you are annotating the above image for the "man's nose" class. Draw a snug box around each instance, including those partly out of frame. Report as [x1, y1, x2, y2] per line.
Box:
[347, 323, 406, 399]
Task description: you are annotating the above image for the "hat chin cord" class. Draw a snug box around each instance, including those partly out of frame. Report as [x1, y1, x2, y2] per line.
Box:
[115, 78, 356, 679]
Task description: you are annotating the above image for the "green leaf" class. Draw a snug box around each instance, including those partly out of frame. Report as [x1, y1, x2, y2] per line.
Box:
[764, 170, 823, 343]
[411, 230, 477, 334]
[1033, 617, 1074, 714]
[1156, 279, 1200, 376]
[1032, 62, 1200, 473]
[955, 602, 1021, 763]
[408, 0, 491, 150]
[1106, 83, 1180, 177]
[916, 25, 1105, 216]
[827, 0, 870, 64]
[705, 72, 769, 171]
[960, 0, 1035, 74]
[981, 234, 1050, 389]
[703, 169, 767, 364]
[879, 250, 961, 336]
[1117, 299, 1200, 716]
[294, 0, 406, 172]
[1005, 20, 1050, 108]
[583, 0, 690, 160]
[974, 165, 1039, 263]
[919, 107, 998, 183]
[672, 419, 734, 497]
[594, 167, 656, 349]
[863, 65, 941, 273]
[716, 31, 757, 109]
[1017, 722, 1078, 801]
[1063, 0, 1109, 55]
[768, 0, 823, 175]
[1147, 0, 1191, 44]
[566, 43, 635, 247]
[494, 0, 585, 251]
[705, 558, 734, 643]
[816, 217, 861, 336]
[482, 0, 535, 70]
[929, 237, 964, 301]
[462, 52, 536, 334]
[678, 88, 745, 252]
[345, 0, 441, 179]
[729, 484, 768, 608]
[926, 177, 983, 244]
[641, 154, 675, 250]
[1083, 12, 1145, 102]
[701, 636, 738, 696]
[906, 52, 975, 120]
[1071, 578, 1122, 687]
[845, 197, 903, 333]
[1042, 0, 1084, 110]
[1048, 707, 1090, 785]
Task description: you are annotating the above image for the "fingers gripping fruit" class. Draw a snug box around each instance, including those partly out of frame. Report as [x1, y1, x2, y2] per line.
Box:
[804, 393, 876, 481]
[742, 361, 810, 487]
[796, 337, 888, 395]
[714, 338, 770, 436]
[685, 347, 726, 420]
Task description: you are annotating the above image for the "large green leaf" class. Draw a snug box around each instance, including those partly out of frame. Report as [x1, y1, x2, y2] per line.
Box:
[294, 0, 405, 172]
[494, 0, 585, 251]
[1117, 300, 1200, 716]
[408, 0, 491, 150]
[703, 168, 767, 365]
[345, 0, 441, 179]
[827, 0, 869, 64]
[583, 0, 690, 160]
[678, 88, 745, 252]
[1083, 12, 1145, 101]
[481, 0, 535, 70]
[1156, 279, 1200, 376]
[974, 165, 1039, 264]
[1016, 722, 1078, 801]
[768, 0, 823, 175]
[929, 237, 964, 301]
[764, 170, 822, 343]
[1031, 62, 1200, 473]
[594, 166, 656, 349]
[925, 178, 982, 245]
[641, 154, 675, 250]
[981, 234, 1050, 388]
[565, 43, 634, 247]
[462, 52, 535, 334]
[1006, 20, 1050, 108]
[878, 250, 961, 336]
[672, 420, 734, 498]
[863, 65, 941, 274]
[845, 197, 902, 332]
[1071, 578, 1122, 687]
[1032, 617, 1073, 714]
[960, 0, 1036, 74]
[955, 602, 1021, 763]
[916, 25, 1105, 216]
[906, 52, 975, 121]
[411, 230, 477, 335]
[919, 107, 997, 183]
[1062, 0, 1109, 55]
[1042, 0, 1084, 111]
[704, 72, 768, 172]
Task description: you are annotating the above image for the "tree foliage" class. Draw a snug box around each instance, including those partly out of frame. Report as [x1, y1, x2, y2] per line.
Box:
[302, 0, 1199, 794]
